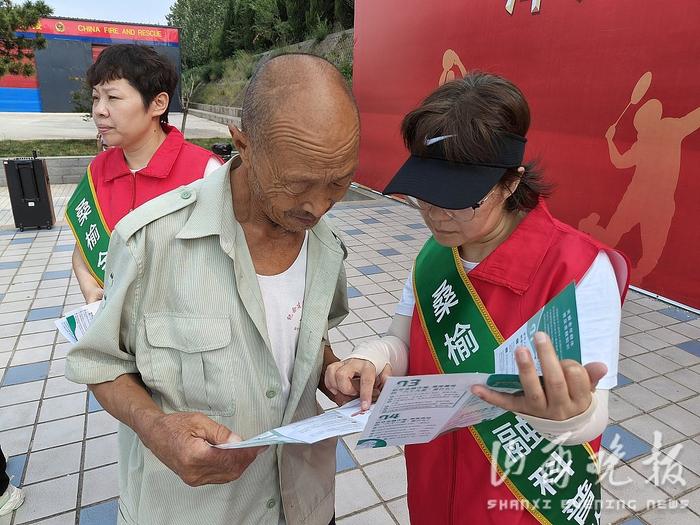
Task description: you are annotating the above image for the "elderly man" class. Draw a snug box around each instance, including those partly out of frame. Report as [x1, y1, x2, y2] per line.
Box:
[66, 54, 359, 525]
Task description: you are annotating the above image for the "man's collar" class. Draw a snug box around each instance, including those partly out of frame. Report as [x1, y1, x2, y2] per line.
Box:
[175, 156, 343, 256]
[103, 124, 184, 182]
[175, 158, 235, 240]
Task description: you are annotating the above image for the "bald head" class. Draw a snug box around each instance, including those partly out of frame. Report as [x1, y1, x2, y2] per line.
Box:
[241, 53, 358, 149]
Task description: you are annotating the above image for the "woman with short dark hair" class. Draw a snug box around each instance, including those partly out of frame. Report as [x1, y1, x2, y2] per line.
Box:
[327, 72, 630, 525]
[68, 44, 222, 303]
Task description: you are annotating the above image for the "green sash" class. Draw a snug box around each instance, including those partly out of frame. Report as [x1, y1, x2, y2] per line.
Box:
[414, 237, 601, 525]
[65, 167, 111, 286]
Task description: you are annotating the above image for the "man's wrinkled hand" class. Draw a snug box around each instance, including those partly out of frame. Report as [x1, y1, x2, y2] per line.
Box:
[140, 411, 266, 487]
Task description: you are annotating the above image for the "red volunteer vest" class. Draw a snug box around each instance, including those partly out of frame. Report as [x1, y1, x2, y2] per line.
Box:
[406, 200, 630, 525]
[89, 124, 217, 230]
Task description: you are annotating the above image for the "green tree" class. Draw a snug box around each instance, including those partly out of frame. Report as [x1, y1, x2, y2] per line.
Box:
[218, 0, 238, 58]
[284, 0, 308, 42]
[334, 0, 353, 29]
[251, 0, 288, 49]
[0, 0, 52, 78]
[166, 0, 227, 68]
[179, 68, 206, 135]
[224, 0, 256, 52]
[306, 0, 333, 30]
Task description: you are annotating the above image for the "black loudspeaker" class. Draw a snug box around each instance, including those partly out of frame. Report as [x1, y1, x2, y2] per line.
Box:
[3, 158, 56, 231]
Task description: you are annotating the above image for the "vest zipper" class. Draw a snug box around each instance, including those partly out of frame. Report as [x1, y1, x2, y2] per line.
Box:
[130, 172, 136, 211]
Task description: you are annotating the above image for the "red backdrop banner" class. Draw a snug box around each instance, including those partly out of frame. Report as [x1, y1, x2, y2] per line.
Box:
[353, 0, 700, 308]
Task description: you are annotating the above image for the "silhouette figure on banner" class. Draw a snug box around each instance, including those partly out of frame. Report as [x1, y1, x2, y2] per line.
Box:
[439, 49, 466, 86]
[579, 72, 700, 282]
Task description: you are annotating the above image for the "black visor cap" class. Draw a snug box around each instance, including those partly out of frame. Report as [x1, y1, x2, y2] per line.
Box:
[382, 132, 526, 210]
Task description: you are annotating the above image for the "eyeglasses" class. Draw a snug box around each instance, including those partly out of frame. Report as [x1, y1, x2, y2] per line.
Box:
[404, 187, 497, 222]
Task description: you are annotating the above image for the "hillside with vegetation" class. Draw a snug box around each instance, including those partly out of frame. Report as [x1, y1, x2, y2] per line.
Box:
[168, 0, 354, 108]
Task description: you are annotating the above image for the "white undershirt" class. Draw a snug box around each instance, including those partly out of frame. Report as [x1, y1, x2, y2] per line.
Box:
[256, 232, 309, 402]
[394, 251, 622, 388]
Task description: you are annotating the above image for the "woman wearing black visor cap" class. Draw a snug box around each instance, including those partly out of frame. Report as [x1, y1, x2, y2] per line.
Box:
[326, 72, 631, 525]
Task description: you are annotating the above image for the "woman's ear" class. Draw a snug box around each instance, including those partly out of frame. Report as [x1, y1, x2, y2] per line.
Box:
[150, 92, 170, 118]
[505, 167, 525, 196]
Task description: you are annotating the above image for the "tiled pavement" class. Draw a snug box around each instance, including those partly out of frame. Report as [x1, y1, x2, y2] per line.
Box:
[1, 185, 699, 525]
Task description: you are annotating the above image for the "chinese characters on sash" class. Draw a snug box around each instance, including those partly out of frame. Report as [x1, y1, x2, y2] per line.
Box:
[432, 279, 480, 367]
[74, 198, 108, 272]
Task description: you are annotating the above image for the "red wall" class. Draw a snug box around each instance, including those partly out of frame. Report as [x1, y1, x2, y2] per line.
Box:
[353, 0, 700, 308]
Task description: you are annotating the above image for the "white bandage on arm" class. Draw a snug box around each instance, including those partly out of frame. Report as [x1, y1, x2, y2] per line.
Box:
[516, 389, 610, 445]
[344, 313, 411, 376]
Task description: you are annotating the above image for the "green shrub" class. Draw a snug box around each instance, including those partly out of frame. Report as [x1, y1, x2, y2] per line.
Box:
[309, 15, 331, 43]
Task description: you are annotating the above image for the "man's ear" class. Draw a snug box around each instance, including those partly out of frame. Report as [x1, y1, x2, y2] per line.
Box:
[150, 92, 170, 118]
[229, 124, 250, 163]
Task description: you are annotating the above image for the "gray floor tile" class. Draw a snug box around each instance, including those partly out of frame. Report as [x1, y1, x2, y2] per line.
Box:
[52, 342, 72, 360]
[0, 300, 32, 314]
[0, 337, 17, 352]
[0, 426, 33, 456]
[363, 456, 407, 500]
[85, 410, 119, 439]
[624, 316, 661, 332]
[600, 490, 633, 524]
[656, 346, 700, 367]
[366, 317, 391, 334]
[338, 322, 375, 340]
[646, 327, 690, 346]
[0, 380, 44, 407]
[354, 306, 387, 321]
[0, 323, 22, 338]
[678, 395, 700, 414]
[640, 506, 700, 525]
[652, 406, 700, 437]
[668, 323, 700, 340]
[632, 353, 683, 374]
[619, 414, 685, 446]
[83, 434, 118, 470]
[618, 359, 657, 381]
[336, 505, 395, 525]
[627, 333, 668, 350]
[16, 331, 55, 350]
[10, 345, 53, 366]
[48, 358, 66, 378]
[0, 401, 38, 431]
[615, 383, 669, 412]
[604, 464, 669, 513]
[32, 415, 85, 451]
[80, 463, 119, 506]
[38, 391, 87, 422]
[13, 473, 79, 524]
[629, 452, 700, 498]
[386, 497, 409, 525]
[24, 442, 82, 484]
[44, 376, 86, 398]
[26, 511, 76, 525]
[334, 469, 380, 518]
[639, 376, 695, 402]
